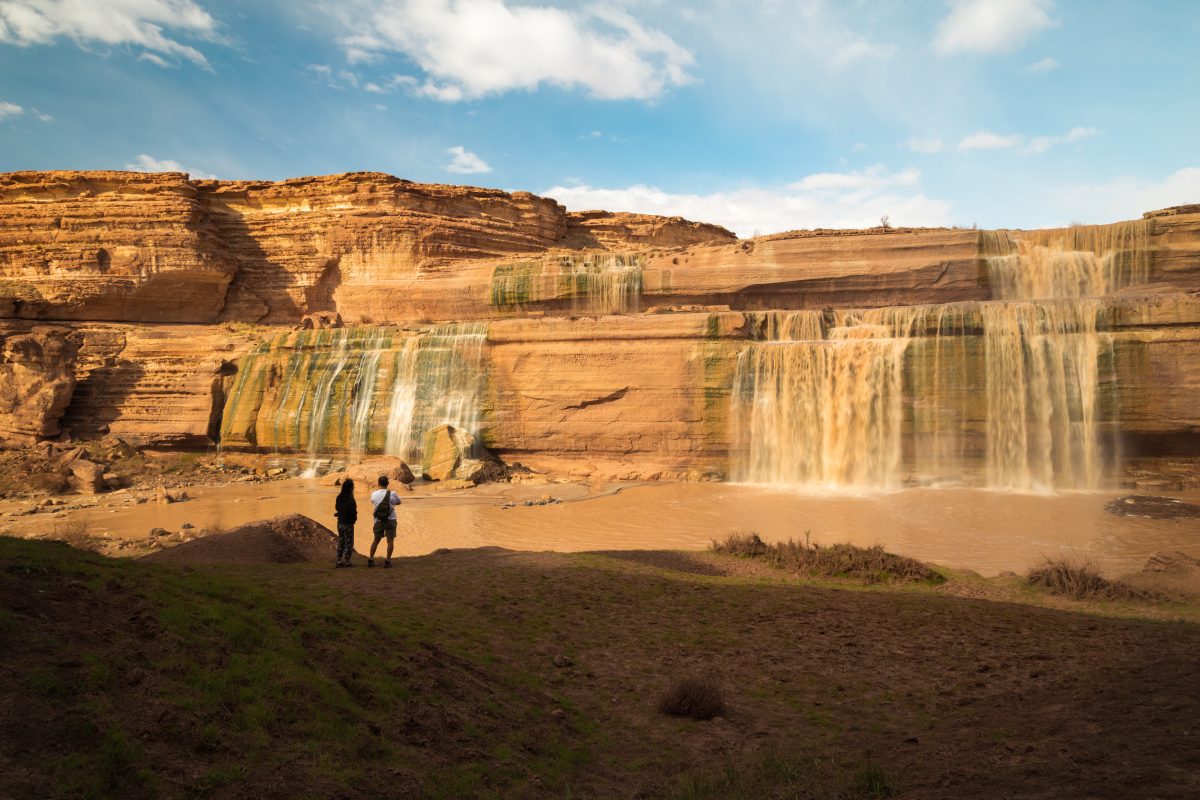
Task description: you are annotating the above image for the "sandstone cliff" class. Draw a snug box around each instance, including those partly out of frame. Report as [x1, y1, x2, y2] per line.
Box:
[0, 171, 735, 325]
[1, 169, 1197, 488]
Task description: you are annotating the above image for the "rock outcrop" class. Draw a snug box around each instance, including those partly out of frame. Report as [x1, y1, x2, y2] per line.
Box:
[0, 327, 77, 446]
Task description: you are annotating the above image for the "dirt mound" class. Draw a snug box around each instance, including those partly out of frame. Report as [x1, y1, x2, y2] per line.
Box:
[142, 513, 337, 565]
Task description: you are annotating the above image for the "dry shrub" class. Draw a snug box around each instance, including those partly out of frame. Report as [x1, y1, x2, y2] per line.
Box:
[659, 675, 725, 720]
[55, 517, 95, 550]
[712, 532, 944, 585]
[1026, 557, 1161, 602]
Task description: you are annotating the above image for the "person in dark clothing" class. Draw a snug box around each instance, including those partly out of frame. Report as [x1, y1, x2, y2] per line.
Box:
[334, 479, 357, 568]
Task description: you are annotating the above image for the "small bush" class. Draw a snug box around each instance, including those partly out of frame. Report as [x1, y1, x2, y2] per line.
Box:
[850, 762, 896, 798]
[55, 518, 94, 550]
[1026, 558, 1159, 602]
[659, 676, 725, 721]
[711, 532, 944, 585]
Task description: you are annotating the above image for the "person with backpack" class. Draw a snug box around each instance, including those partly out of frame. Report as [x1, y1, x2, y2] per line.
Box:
[333, 478, 357, 568]
[368, 474, 401, 568]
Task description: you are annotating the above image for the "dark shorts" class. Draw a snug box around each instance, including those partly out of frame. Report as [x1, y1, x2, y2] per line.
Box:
[372, 518, 397, 540]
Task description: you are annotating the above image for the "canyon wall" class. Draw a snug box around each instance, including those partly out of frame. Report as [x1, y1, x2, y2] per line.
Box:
[1, 170, 1198, 487]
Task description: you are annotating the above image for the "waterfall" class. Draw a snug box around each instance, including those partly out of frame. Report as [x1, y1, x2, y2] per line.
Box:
[383, 323, 489, 465]
[491, 254, 642, 315]
[732, 310, 912, 490]
[981, 301, 1107, 491]
[218, 323, 490, 465]
[730, 219, 1147, 492]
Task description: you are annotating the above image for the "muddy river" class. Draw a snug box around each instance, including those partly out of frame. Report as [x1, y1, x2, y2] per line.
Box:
[3, 478, 1197, 577]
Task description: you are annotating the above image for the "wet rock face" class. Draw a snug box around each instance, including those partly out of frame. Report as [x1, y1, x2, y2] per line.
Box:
[0, 328, 78, 447]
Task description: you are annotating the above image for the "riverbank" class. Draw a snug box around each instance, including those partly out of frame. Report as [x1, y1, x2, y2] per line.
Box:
[3, 471, 1199, 578]
[2, 535, 1198, 799]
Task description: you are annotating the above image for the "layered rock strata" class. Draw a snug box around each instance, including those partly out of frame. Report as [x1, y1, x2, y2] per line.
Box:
[0, 169, 1197, 487]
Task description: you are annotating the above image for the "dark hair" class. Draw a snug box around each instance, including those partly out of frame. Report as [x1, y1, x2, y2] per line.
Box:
[378, 475, 389, 487]
[339, 478, 354, 496]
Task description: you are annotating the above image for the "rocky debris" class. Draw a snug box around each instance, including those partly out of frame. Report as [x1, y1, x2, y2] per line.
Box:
[142, 513, 338, 565]
[0, 328, 78, 448]
[432, 479, 475, 491]
[1143, 551, 1200, 573]
[156, 487, 190, 504]
[345, 456, 415, 487]
[300, 311, 343, 330]
[502, 495, 562, 509]
[1106, 495, 1200, 519]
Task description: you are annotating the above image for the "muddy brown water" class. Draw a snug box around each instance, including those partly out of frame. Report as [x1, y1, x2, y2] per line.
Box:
[3, 478, 1198, 577]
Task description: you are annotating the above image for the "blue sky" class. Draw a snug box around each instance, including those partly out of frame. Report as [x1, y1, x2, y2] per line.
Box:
[1, 0, 1198, 236]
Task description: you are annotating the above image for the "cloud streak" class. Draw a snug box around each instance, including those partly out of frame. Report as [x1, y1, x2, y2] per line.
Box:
[955, 126, 1099, 154]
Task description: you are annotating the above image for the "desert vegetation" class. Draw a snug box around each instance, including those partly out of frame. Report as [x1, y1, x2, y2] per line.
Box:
[1025, 557, 1162, 602]
[711, 532, 946, 585]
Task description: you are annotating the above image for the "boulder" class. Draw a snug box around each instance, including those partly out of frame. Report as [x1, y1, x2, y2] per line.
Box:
[345, 456, 415, 487]
[422, 425, 503, 483]
[67, 459, 105, 494]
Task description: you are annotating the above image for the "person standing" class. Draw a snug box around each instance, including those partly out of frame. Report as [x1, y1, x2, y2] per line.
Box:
[369, 475, 401, 568]
[334, 479, 357, 568]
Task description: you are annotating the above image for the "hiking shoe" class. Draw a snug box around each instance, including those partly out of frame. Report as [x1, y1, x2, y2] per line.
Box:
[384, 560, 393, 569]
[367, 559, 375, 568]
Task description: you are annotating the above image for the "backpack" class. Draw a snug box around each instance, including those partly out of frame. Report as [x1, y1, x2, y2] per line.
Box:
[373, 491, 393, 522]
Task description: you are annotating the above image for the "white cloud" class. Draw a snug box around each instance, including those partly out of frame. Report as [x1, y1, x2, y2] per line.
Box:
[958, 131, 1023, 151]
[1052, 167, 1200, 223]
[0, 0, 219, 69]
[1027, 55, 1059, 72]
[32, 107, 51, 121]
[543, 165, 953, 238]
[1020, 125, 1098, 154]
[827, 36, 896, 69]
[0, 100, 22, 119]
[444, 145, 491, 174]
[125, 153, 215, 178]
[138, 51, 173, 68]
[935, 0, 1057, 55]
[904, 136, 944, 154]
[331, 0, 694, 101]
[373, 103, 387, 111]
